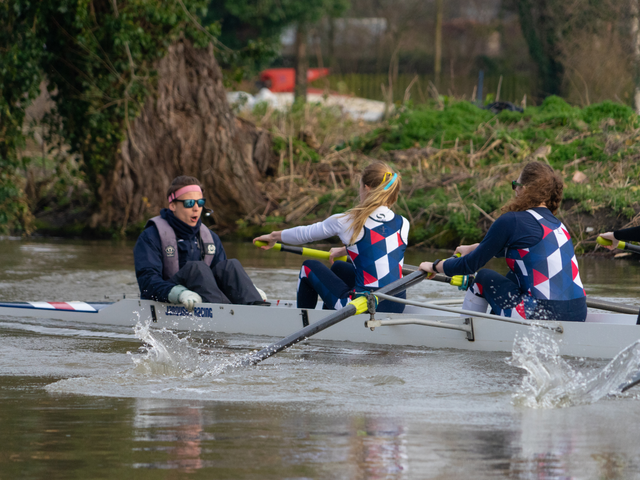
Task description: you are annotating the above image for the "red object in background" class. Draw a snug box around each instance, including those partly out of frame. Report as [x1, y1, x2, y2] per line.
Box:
[259, 68, 330, 92]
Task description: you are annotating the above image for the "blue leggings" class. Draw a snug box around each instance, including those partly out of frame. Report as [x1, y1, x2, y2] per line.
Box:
[297, 260, 405, 313]
[469, 269, 586, 322]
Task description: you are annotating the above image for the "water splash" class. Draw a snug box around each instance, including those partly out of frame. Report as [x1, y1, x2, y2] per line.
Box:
[131, 320, 205, 377]
[130, 320, 260, 377]
[509, 329, 640, 408]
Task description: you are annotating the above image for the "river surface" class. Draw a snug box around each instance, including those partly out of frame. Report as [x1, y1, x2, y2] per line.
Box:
[2, 237, 640, 479]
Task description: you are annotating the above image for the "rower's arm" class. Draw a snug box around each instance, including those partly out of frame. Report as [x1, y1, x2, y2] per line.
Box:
[281, 214, 345, 245]
[613, 225, 640, 242]
[443, 214, 517, 276]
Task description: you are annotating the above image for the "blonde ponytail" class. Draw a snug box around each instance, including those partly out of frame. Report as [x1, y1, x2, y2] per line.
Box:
[345, 162, 402, 245]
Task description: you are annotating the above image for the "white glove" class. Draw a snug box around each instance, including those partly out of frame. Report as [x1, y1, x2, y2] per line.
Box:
[255, 286, 268, 301]
[178, 290, 202, 311]
[168, 285, 202, 312]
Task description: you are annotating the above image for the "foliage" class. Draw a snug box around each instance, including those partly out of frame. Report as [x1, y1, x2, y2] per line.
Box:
[507, 0, 627, 100]
[510, 0, 565, 98]
[239, 97, 640, 249]
[0, 0, 212, 234]
[204, 0, 349, 79]
[377, 101, 495, 151]
[0, 1, 48, 234]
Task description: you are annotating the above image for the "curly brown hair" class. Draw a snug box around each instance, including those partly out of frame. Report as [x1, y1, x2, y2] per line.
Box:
[501, 161, 563, 214]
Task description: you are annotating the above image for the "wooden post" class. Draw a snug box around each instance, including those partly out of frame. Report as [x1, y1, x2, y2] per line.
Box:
[434, 0, 443, 87]
[295, 23, 308, 104]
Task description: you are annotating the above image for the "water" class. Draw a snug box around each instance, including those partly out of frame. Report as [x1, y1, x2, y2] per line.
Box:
[2, 237, 640, 479]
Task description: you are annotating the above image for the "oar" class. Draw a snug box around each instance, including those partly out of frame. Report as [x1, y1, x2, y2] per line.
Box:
[254, 241, 348, 262]
[256, 243, 635, 312]
[238, 269, 428, 367]
[620, 371, 640, 392]
[597, 236, 640, 254]
[585, 298, 640, 316]
[254, 242, 471, 288]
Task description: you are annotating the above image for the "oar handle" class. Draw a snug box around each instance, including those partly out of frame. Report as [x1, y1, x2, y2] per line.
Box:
[254, 241, 348, 262]
[402, 263, 471, 290]
[432, 273, 473, 290]
[596, 236, 626, 249]
[596, 236, 640, 254]
[254, 241, 347, 262]
[255, 240, 283, 252]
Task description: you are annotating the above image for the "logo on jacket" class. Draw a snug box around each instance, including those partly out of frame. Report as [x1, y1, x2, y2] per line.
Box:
[165, 245, 176, 257]
[206, 243, 216, 255]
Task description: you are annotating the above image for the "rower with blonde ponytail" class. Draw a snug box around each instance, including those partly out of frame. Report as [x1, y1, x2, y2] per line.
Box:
[254, 162, 410, 313]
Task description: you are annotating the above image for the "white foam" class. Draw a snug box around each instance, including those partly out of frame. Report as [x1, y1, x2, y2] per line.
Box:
[509, 329, 640, 408]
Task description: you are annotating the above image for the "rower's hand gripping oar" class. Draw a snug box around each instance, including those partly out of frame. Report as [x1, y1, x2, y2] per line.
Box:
[402, 263, 472, 290]
[597, 236, 640, 254]
[238, 269, 428, 367]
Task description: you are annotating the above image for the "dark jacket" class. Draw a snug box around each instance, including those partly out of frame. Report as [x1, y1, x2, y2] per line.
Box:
[134, 209, 226, 301]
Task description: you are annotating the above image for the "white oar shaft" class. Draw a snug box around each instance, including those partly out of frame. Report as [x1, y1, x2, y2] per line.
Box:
[373, 292, 563, 333]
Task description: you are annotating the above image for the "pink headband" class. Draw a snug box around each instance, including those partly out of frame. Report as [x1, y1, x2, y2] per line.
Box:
[168, 185, 202, 202]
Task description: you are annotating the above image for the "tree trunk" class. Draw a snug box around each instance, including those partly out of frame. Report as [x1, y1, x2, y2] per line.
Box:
[434, 0, 443, 88]
[515, 0, 564, 99]
[328, 17, 336, 69]
[295, 23, 308, 103]
[96, 39, 276, 231]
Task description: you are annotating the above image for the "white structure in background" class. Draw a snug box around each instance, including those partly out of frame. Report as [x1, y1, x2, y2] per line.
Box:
[226, 88, 388, 122]
[280, 18, 387, 50]
[228, 16, 391, 122]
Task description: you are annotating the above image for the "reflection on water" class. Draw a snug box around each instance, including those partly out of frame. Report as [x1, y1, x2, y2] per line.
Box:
[4, 374, 640, 478]
[132, 399, 212, 472]
[2, 237, 640, 479]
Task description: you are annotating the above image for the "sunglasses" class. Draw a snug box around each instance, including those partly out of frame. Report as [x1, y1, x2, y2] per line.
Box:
[511, 181, 523, 190]
[174, 198, 206, 208]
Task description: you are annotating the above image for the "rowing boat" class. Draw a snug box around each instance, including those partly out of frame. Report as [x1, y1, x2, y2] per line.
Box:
[1, 297, 638, 359]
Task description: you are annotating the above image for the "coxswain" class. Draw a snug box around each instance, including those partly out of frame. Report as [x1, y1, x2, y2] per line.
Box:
[134, 175, 266, 311]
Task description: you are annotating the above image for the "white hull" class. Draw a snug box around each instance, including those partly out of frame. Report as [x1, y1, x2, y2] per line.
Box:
[0, 299, 638, 359]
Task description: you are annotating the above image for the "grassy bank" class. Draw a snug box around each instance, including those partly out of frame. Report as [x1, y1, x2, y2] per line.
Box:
[239, 96, 640, 253]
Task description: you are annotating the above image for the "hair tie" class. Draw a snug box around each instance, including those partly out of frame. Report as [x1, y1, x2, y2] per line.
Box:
[380, 172, 391, 186]
[383, 173, 398, 191]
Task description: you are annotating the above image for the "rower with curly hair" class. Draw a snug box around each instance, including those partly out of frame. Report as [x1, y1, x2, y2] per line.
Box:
[420, 161, 587, 322]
